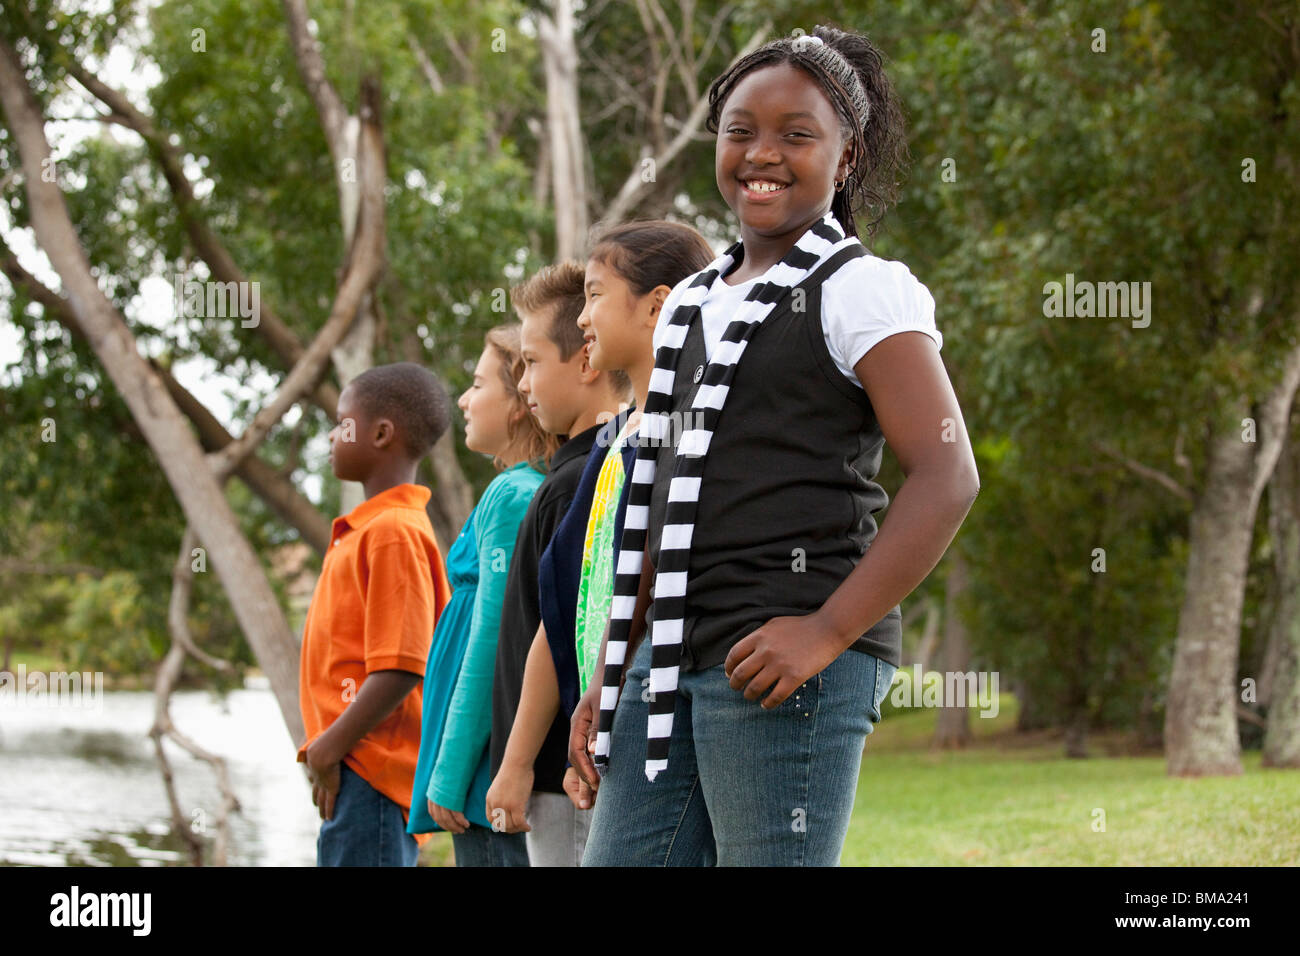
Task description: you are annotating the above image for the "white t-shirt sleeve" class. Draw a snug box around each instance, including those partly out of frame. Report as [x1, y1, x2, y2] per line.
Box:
[822, 256, 942, 387]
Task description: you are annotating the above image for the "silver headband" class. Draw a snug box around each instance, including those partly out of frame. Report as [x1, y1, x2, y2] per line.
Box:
[790, 32, 870, 129]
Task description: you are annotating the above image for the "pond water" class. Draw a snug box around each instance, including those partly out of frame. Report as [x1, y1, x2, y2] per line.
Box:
[0, 677, 320, 866]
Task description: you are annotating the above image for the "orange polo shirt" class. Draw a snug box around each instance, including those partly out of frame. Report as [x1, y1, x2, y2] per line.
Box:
[297, 482, 451, 841]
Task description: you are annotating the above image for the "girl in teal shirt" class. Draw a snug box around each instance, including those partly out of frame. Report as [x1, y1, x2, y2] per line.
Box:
[408, 324, 556, 867]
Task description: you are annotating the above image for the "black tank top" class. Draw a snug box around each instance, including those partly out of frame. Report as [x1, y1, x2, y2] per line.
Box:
[642, 245, 903, 671]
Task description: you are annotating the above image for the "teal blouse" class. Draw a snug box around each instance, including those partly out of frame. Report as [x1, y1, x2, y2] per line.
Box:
[410, 461, 542, 830]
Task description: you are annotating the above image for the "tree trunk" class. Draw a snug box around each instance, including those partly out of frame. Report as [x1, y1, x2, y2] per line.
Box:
[911, 598, 940, 673]
[1165, 330, 1300, 776]
[1, 243, 333, 556]
[1014, 679, 1032, 730]
[329, 302, 374, 516]
[1062, 659, 1090, 759]
[538, 0, 588, 259]
[60, 53, 341, 418]
[1164, 421, 1263, 776]
[934, 552, 973, 749]
[0, 35, 305, 746]
[283, 1, 475, 527]
[1263, 401, 1300, 767]
[158, 361, 332, 554]
[329, 115, 373, 514]
[287, 23, 373, 516]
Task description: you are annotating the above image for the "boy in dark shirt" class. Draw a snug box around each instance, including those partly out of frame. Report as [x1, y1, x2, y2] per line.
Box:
[486, 262, 629, 865]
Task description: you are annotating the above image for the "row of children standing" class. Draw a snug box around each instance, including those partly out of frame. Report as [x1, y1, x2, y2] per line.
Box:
[296, 23, 978, 866]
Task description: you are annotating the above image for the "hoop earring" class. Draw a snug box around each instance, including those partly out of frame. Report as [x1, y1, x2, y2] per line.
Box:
[834, 179, 846, 192]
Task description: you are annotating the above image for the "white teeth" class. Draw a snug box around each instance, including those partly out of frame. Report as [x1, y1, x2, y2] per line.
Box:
[746, 181, 786, 192]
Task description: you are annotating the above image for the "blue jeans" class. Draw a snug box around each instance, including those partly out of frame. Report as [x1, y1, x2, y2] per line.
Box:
[582, 635, 897, 866]
[316, 764, 419, 867]
[451, 824, 531, 867]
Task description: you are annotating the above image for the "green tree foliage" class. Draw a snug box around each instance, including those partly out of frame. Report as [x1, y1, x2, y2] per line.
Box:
[2, 0, 546, 673]
[5, 0, 1295, 746]
[814, 0, 1299, 740]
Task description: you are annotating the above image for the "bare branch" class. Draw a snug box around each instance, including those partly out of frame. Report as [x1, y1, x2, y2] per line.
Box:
[642, 0, 697, 103]
[151, 526, 241, 866]
[281, 0, 349, 161]
[1173, 428, 1193, 476]
[1093, 440, 1195, 502]
[633, 0, 668, 155]
[209, 74, 387, 481]
[1237, 703, 1267, 729]
[604, 21, 771, 223]
[0, 557, 104, 578]
[0, 34, 305, 742]
[696, 3, 735, 71]
[584, 48, 646, 123]
[157, 364, 331, 554]
[1244, 343, 1300, 506]
[440, 24, 477, 83]
[407, 34, 445, 95]
[680, 0, 697, 78]
[278, 407, 306, 479]
[60, 56, 340, 418]
[166, 529, 232, 673]
[0, 236, 331, 555]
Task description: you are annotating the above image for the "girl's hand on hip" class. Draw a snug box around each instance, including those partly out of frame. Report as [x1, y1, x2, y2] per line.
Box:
[723, 613, 847, 708]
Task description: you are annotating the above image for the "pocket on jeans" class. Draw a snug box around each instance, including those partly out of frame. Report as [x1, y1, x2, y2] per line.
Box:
[869, 659, 898, 723]
[619, 638, 652, 700]
[776, 674, 819, 717]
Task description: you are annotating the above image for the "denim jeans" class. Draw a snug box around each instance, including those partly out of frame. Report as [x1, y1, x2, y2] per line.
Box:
[450, 824, 531, 867]
[581, 635, 897, 866]
[316, 764, 419, 867]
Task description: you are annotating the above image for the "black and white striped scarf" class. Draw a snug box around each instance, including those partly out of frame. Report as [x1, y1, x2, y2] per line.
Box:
[594, 211, 861, 782]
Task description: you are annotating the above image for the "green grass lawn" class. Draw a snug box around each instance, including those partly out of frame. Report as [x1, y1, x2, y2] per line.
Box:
[843, 691, 1300, 866]
[418, 832, 457, 867]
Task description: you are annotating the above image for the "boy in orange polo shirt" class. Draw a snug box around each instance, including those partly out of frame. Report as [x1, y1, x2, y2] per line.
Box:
[298, 362, 453, 866]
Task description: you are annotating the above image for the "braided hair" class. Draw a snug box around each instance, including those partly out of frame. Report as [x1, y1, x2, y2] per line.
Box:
[706, 24, 910, 242]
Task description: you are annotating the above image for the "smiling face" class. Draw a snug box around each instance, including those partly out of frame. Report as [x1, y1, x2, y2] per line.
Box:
[577, 254, 658, 374]
[715, 61, 853, 243]
[457, 346, 524, 458]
